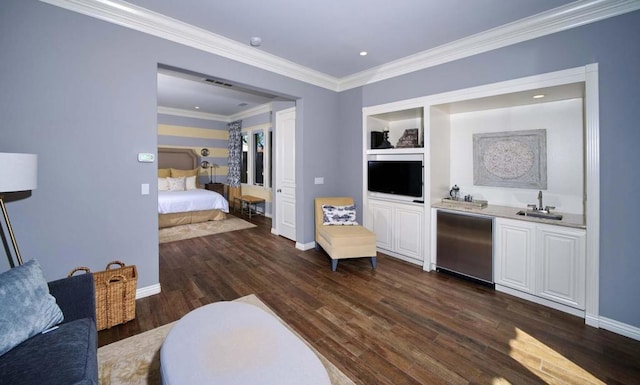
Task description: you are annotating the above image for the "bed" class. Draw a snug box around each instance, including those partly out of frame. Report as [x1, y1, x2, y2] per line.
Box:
[157, 147, 229, 228]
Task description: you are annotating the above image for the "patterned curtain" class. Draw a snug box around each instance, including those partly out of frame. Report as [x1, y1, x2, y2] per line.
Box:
[227, 120, 243, 206]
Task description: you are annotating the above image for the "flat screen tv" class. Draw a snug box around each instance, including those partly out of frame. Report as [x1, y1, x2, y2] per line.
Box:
[367, 160, 422, 198]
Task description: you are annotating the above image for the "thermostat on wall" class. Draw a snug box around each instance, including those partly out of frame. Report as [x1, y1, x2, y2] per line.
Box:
[137, 153, 155, 163]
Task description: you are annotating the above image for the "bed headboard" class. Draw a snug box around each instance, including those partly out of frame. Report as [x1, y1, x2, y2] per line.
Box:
[158, 148, 198, 170]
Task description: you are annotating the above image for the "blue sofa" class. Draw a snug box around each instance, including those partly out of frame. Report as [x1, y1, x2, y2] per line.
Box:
[0, 272, 98, 385]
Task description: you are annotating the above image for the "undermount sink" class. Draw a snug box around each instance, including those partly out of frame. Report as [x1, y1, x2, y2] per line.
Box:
[516, 210, 563, 220]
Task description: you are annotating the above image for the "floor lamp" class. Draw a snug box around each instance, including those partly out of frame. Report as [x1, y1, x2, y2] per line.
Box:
[0, 153, 38, 268]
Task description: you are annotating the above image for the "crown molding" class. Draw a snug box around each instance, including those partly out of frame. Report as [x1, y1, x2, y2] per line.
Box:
[229, 103, 273, 122]
[337, 0, 640, 91]
[158, 103, 273, 122]
[39, 0, 339, 91]
[41, 0, 640, 92]
[157, 106, 229, 122]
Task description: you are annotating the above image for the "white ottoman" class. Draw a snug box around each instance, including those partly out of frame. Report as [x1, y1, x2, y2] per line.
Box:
[160, 301, 331, 385]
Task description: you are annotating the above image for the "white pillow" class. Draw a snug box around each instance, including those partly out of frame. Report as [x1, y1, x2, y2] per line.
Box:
[322, 204, 358, 225]
[158, 177, 169, 191]
[185, 175, 197, 190]
[167, 177, 186, 191]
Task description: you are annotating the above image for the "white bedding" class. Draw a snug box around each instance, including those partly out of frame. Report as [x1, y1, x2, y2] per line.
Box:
[158, 189, 229, 214]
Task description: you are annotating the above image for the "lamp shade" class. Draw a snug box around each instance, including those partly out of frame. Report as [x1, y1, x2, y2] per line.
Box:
[0, 153, 38, 193]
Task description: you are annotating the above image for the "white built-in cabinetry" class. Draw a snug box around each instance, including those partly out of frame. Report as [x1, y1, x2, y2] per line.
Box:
[362, 66, 598, 325]
[362, 103, 427, 266]
[495, 217, 586, 315]
[365, 199, 423, 264]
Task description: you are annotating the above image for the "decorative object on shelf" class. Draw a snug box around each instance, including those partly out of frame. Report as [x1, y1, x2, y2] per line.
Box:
[449, 184, 460, 200]
[370, 131, 384, 149]
[473, 129, 547, 189]
[441, 197, 488, 208]
[377, 128, 393, 149]
[0, 153, 38, 267]
[200, 148, 209, 157]
[395, 128, 420, 148]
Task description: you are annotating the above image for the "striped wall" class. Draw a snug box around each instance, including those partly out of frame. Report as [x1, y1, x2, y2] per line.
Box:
[157, 113, 229, 186]
[157, 108, 281, 217]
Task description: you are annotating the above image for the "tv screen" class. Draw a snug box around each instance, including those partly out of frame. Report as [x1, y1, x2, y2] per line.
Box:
[368, 160, 422, 197]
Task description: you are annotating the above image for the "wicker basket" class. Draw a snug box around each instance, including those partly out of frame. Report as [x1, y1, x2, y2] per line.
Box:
[69, 261, 137, 331]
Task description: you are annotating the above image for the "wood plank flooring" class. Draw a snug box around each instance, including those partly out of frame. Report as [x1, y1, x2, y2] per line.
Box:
[99, 215, 640, 384]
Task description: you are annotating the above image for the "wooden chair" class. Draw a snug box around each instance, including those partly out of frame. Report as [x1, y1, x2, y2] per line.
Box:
[314, 197, 377, 271]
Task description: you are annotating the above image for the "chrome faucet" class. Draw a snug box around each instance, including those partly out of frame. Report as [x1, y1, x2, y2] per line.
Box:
[537, 190, 543, 211]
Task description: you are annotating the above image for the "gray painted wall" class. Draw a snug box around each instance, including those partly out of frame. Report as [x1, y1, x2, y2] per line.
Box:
[1, 0, 638, 329]
[0, 1, 341, 288]
[357, 11, 640, 328]
[336, 88, 365, 218]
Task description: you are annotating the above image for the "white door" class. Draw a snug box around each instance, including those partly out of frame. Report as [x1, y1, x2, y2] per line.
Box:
[275, 107, 296, 241]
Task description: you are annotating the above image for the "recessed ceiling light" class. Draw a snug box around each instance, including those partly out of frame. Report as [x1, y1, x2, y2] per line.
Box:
[533, 94, 545, 99]
[359, 51, 368, 56]
[250, 37, 262, 47]
[194, 106, 200, 109]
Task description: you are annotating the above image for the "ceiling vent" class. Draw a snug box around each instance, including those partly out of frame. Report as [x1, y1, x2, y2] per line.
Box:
[204, 78, 232, 87]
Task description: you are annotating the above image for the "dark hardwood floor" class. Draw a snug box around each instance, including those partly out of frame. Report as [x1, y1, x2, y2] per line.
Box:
[99, 215, 640, 384]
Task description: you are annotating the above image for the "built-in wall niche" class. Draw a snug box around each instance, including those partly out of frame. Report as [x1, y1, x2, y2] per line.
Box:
[429, 82, 586, 215]
[366, 107, 424, 151]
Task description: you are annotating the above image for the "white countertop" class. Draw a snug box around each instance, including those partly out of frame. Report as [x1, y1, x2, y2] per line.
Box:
[431, 201, 586, 229]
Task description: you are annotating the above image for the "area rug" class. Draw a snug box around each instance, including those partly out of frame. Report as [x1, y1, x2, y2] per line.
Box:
[158, 215, 256, 243]
[98, 294, 355, 385]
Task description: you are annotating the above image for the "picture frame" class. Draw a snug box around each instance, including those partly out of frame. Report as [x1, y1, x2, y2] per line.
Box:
[473, 129, 547, 189]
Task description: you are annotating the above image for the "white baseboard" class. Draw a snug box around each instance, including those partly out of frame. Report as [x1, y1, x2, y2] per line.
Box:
[495, 284, 586, 318]
[136, 283, 161, 299]
[296, 241, 315, 251]
[585, 313, 600, 328]
[270, 227, 278, 235]
[599, 316, 640, 341]
[495, 284, 640, 341]
[377, 248, 422, 266]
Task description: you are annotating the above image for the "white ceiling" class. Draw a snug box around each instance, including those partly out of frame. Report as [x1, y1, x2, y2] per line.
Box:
[133, 0, 575, 78]
[157, 67, 285, 118]
[133, 0, 599, 117]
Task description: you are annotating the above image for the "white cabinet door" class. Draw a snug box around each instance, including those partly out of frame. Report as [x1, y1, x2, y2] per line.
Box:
[394, 203, 423, 261]
[495, 218, 536, 294]
[366, 199, 424, 261]
[537, 225, 586, 309]
[367, 200, 393, 251]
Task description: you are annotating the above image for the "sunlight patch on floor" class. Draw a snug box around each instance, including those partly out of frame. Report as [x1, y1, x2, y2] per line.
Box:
[507, 327, 605, 384]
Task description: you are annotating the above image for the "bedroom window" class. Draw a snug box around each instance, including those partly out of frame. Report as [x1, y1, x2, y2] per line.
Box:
[241, 132, 248, 184]
[241, 127, 271, 188]
[254, 131, 264, 185]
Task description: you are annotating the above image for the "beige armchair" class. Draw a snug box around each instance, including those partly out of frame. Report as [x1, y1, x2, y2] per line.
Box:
[314, 197, 377, 271]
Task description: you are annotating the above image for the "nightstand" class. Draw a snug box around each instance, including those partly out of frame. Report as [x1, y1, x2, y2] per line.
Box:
[205, 183, 225, 197]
